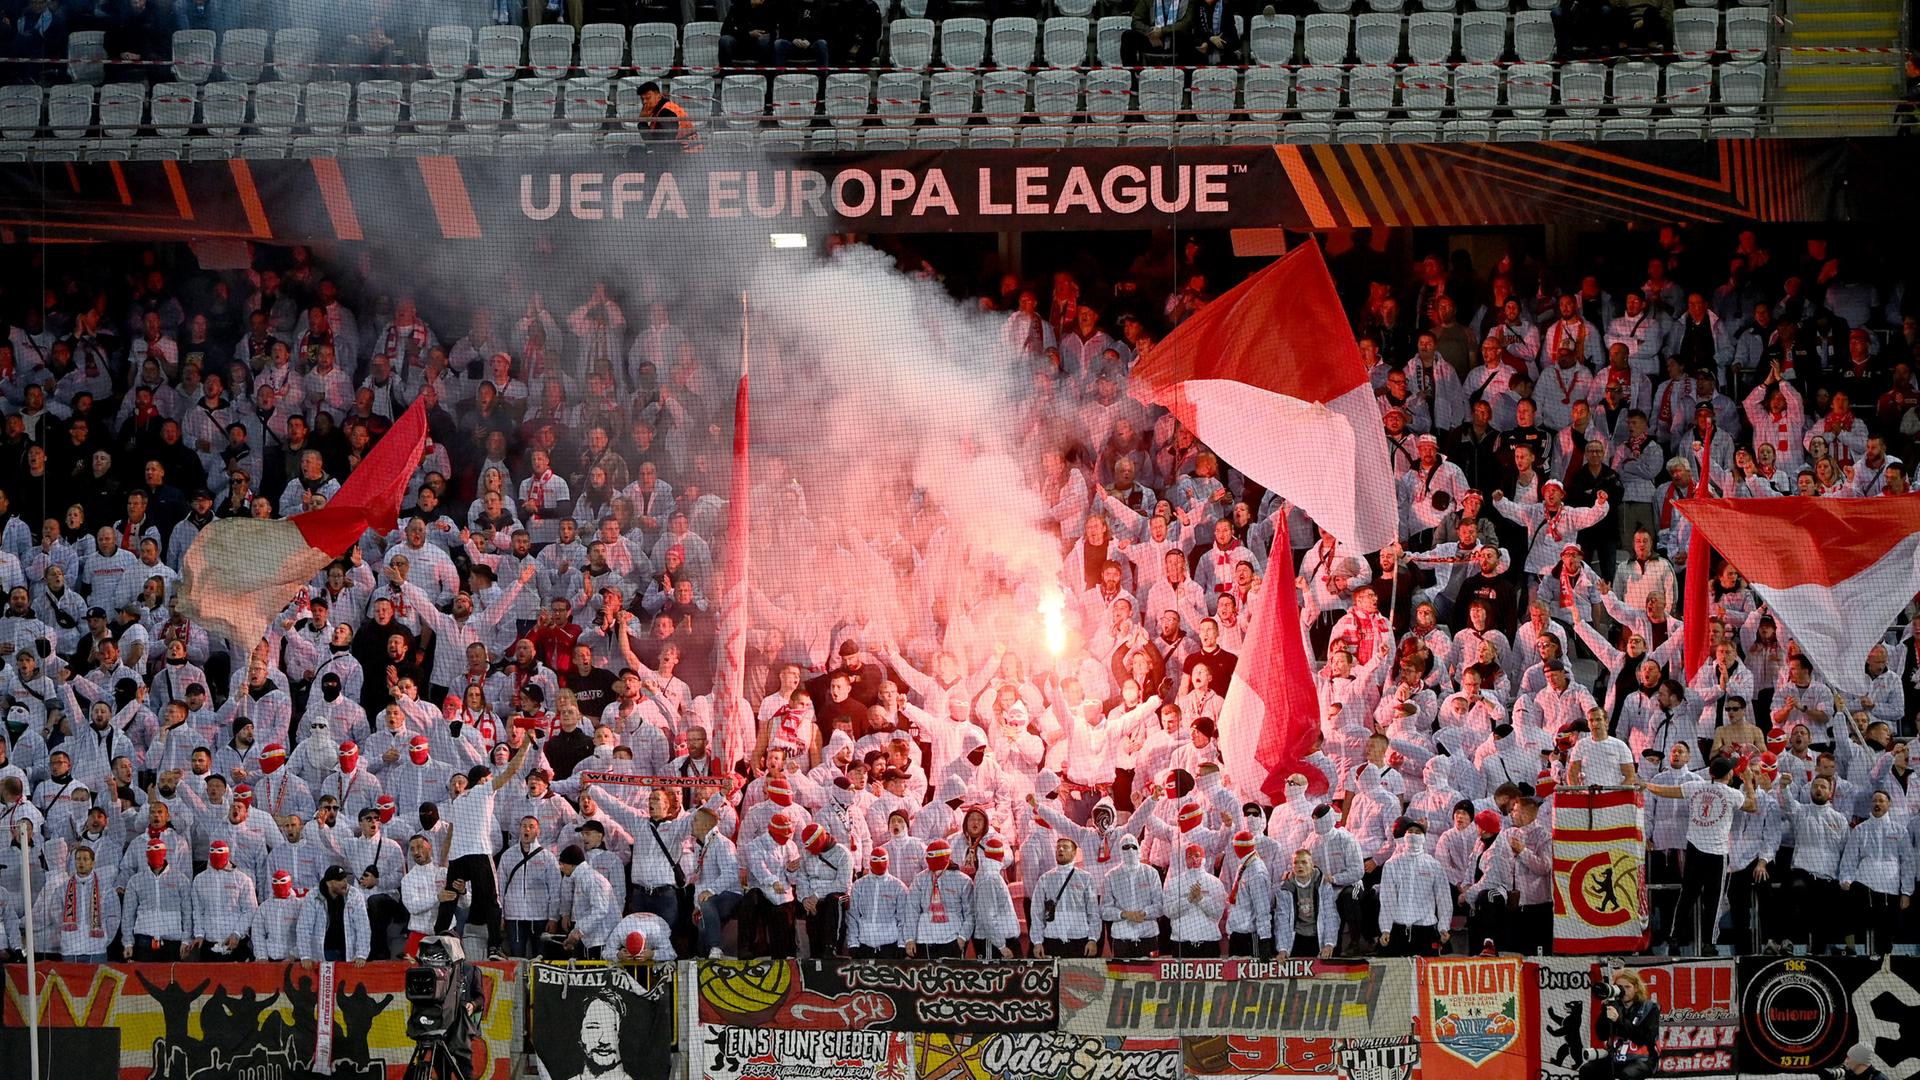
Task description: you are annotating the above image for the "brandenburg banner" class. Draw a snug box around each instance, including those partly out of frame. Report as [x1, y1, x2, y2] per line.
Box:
[1057, 958, 1415, 1040]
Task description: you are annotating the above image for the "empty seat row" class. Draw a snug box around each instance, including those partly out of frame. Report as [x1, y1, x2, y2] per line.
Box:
[0, 113, 1767, 164]
[0, 59, 1767, 138]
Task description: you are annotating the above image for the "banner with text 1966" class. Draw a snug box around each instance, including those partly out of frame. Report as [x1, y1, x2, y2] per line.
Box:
[1057, 958, 1414, 1039]
[1418, 959, 1529, 1080]
[1551, 788, 1649, 954]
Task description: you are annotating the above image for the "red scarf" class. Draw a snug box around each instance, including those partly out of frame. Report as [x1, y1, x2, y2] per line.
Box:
[929, 872, 948, 924]
[62, 873, 104, 937]
[1659, 482, 1692, 529]
[1825, 412, 1857, 465]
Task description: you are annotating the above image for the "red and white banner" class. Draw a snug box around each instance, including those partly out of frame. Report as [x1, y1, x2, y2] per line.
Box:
[1676, 495, 1920, 693]
[312, 959, 338, 1075]
[1551, 788, 1649, 954]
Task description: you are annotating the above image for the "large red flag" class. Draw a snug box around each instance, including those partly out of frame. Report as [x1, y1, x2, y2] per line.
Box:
[1127, 242, 1399, 553]
[176, 399, 428, 646]
[1676, 494, 1920, 694]
[1218, 517, 1328, 802]
[712, 296, 754, 772]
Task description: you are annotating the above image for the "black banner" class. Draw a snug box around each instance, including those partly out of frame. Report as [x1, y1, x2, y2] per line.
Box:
[695, 959, 1059, 1033]
[0, 138, 1909, 242]
[1736, 956, 1920, 1075]
[529, 961, 676, 1080]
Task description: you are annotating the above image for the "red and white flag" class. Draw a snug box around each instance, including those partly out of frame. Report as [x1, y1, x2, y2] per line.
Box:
[1218, 518, 1327, 802]
[1127, 242, 1399, 553]
[711, 296, 754, 772]
[1676, 494, 1920, 694]
[176, 399, 428, 647]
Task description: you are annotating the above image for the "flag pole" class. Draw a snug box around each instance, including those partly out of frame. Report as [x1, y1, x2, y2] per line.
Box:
[18, 820, 39, 1080]
[715, 291, 753, 773]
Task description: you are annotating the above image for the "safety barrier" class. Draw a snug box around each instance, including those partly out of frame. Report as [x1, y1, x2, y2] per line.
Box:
[7, 954, 1917, 1079]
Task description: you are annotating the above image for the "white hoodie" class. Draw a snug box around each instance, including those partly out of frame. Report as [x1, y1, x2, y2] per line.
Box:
[846, 868, 908, 949]
[969, 856, 1020, 948]
[1100, 838, 1164, 942]
[1163, 853, 1227, 942]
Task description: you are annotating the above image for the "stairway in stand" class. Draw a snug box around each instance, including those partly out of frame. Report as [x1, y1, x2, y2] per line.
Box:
[1772, 0, 1904, 136]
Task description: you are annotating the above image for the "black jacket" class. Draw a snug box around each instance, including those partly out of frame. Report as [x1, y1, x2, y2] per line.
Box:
[1596, 998, 1661, 1059]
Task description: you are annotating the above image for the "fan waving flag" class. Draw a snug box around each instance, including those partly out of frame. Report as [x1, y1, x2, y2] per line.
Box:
[1128, 242, 1398, 553]
[176, 398, 429, 647]
[1219, 517, 1328, 802]
[1676, 494, 1920, 694]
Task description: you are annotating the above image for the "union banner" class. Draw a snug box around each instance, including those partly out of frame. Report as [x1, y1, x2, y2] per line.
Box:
[1551, 787, 1650, 954]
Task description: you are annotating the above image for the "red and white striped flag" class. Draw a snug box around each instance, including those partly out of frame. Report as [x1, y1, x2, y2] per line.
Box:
[1127, 242, 1399, 554]
[1676, 494, 1920, 694]
[712, 296, 754, 772]
[176, 398, 427, 647]
[1218, 518, 1327, 801]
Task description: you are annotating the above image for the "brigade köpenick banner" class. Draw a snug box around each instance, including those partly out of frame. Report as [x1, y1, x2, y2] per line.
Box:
[1057, 958, 1415, 1039]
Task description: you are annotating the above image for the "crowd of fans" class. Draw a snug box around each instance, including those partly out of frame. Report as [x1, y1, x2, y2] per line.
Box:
[0, 225, 1915, 969]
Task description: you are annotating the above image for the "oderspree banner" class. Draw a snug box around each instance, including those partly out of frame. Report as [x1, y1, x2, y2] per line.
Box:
[911, 1032, 1181, 1080]
[1417, 959, 1528, 1080]
[695, 959, 1058, 1033]
[1737, 955, 1920, 1077]
[0, 960, 522, 1080]
[1057, 957, 1414, 1039]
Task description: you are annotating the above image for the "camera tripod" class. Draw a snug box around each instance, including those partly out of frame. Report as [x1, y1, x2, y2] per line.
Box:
[405, 1036, 473, 1080]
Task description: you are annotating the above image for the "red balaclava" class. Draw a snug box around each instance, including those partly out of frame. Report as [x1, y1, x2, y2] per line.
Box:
[146, 838, 168, 871]
[801, 823, 832, 855]
[260, 744, 286, 773]
[768, 812, 794, 845]
[1232, 831, 1256, 860]
[767, 776, 793, 807]
[208, 840, 231, 870]
[338, 741, 360, 773]
[1178, 802, 1204, 833]
[376, 795, 397, 824]
[925, 839, 952, 873]
[409, 735, 431, 765]
[272, 870, 294, 899]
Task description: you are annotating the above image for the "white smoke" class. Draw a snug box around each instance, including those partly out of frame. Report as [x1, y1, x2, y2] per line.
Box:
[736, 245, 1072, 662]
